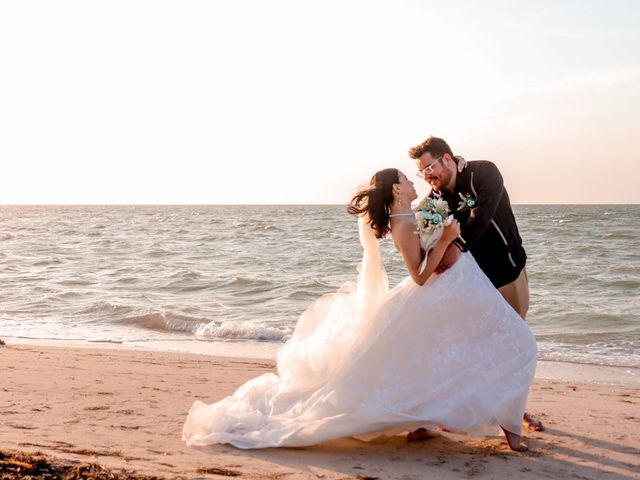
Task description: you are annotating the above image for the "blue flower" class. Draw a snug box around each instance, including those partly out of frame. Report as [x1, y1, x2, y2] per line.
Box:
[457, 192, 476, 212]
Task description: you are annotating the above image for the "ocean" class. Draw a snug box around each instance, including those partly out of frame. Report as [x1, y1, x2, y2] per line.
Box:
[1, 205, 638, 373]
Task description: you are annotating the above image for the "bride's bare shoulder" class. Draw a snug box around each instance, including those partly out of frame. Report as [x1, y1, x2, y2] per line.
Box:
[390, 218, 418, 249]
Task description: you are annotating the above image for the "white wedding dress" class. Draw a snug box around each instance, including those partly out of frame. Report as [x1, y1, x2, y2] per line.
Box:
[183, 216, 537, 449]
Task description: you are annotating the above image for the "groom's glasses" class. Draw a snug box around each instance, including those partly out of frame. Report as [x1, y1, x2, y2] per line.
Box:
[416, 156, 442, 179]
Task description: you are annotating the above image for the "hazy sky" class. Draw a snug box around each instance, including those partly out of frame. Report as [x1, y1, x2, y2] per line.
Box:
[1, 0, 639, 204]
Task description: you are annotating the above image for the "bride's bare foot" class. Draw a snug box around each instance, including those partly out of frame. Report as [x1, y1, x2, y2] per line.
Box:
[501, 427, 528, 452]
[523, 412, 545, 431]
[406, 427, 436, 443]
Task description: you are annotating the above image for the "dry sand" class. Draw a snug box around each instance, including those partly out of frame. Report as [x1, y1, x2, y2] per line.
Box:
[1, 341, 639, 479]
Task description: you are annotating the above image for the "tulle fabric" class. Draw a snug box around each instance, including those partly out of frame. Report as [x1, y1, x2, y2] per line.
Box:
[182, 217, 537, 449]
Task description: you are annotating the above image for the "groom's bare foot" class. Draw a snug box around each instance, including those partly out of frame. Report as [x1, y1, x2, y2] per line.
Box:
[406, 427, 436, 443]
[501, 427, 528, 452]
[523, 412, 545, 431]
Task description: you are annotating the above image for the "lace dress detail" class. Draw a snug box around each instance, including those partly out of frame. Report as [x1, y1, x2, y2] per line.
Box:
[183, 216, 537, 449]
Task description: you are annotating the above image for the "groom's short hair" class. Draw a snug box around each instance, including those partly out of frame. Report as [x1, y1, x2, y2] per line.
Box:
[409, 136, 454, 160]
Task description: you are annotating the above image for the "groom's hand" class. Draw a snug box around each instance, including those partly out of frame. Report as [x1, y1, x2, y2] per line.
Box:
[435, 243, 462, 274]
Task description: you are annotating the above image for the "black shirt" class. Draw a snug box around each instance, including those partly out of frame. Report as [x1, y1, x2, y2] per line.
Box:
[433, 160, 527, 288]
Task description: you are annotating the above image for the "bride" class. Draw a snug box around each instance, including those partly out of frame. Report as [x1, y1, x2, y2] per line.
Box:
[183, 168, 537, 452]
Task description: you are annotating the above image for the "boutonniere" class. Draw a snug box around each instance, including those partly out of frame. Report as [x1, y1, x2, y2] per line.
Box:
[457, 192, 476, 212]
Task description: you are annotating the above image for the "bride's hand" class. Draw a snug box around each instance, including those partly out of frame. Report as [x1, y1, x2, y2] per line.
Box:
[442, 220, 461, 243]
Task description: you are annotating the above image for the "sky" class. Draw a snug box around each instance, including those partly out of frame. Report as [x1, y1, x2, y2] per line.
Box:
[1, 0, 639, 204]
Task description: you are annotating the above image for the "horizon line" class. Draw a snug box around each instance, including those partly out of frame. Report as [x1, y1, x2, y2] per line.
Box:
[1, 203, 639, 207]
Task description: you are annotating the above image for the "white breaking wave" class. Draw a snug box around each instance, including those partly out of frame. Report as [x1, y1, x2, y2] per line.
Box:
[195, 320, 292, 342]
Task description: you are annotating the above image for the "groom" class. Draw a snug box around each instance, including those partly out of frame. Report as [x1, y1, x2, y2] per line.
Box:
[409, 135, 543, 431]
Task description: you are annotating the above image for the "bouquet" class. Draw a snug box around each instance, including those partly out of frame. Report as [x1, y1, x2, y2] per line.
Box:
[416, 195, 466, 244]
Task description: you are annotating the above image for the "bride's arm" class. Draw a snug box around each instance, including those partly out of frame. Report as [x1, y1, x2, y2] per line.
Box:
[393, 221, 460, 286]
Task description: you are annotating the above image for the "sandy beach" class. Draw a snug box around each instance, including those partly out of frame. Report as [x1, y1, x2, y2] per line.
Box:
[1, 340, 639, 479]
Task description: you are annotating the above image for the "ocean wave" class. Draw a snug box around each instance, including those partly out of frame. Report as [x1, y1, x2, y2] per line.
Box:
[196, 320, 292, 342]
[80, 301, 135, 316]
[606, 231, 636, 239]
[58, 278, 96, 286]
[607, 279, 640, 289]
[33, 258, 64, 266]
[226, 276, 274, 287]
[195, 234, 221, 242]
[115, 277, 140, 284]
[168, 283, 215, 293]
[286, 289, 322, 299]
[232, 220, 284, 232]
[261, 225, 284, 232]
[169, 269, 202, 280]
[148, 248, 173, 257]
[115, 311, 292, 342]
[87, 338, 123, 344]
[118, 312, 203, 333]
[537, 337, 640, 369]
[538, 349, 640, 369]
[58, 291, 83, 298]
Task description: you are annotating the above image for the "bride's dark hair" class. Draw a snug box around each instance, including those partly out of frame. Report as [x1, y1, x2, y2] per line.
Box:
[347, 168, 400, 239]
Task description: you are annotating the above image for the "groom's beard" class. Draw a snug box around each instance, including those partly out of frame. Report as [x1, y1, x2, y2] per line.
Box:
[427, 177, 443, 193]
[427, 170, 453, 193]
